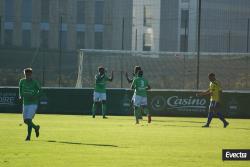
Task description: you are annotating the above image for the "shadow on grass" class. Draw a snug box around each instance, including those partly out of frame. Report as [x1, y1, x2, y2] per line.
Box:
[163, 124, 250, 130]
[163, 124, 201, 128]
[40, 140, 118, 147]
[232, 127, 250, 131]
[154, 119, 205, 124]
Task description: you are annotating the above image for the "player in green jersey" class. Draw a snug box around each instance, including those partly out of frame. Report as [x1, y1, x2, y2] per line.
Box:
[92, 66, 113, 118]
[131, 70, 151, 124]
[197, 73, 229, 128]
[19, 68, 41, 141]
[125, 66, 141, 83]
[125, 66, 144, 119]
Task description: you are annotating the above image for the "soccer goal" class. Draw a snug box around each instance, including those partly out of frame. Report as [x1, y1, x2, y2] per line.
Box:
[76, 49, 250, 90]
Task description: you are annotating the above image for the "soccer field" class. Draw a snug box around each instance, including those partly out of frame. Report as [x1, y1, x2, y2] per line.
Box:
[0, 114, 249, 167]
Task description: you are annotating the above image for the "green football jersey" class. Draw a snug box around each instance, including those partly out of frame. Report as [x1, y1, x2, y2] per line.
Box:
[19, 78, 41, 105]
[94, 74, 109, 93]
[131, 77, 149, 97]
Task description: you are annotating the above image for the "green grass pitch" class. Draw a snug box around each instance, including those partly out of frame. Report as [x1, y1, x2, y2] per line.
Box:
[0, 113, 249, 167]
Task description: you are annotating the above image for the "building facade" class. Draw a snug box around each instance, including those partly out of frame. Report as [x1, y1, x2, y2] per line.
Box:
[160, 0, 250, 52]
[131, 0, 161, 52]
[0, 0, 133, 51]
[0, 0, 250, 52]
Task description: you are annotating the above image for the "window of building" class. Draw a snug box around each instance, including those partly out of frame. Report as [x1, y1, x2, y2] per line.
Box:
[5, 0, 14, 22]
[59, 0, 67, 17]
[181, 10, 189, 29]
[22, 0, 32, 22]
[41, 0, 49, 22]
[40, 30, 49, 48]
[58, 21, 67, 50]
[4, 29, 13, 46]
[180, 34, 188, 52]
[77, 32, 85, 49]
[40, 23, 49, 31]
[22, 30, 31, 48]
[77, 0, 85, 24]
[95, 1, 104, 24]
[143, 5, 152, 27]
[143, 33, 152, 51]
[0, 19, 2, 45]
[95, 32, 103, 49]
[60, 31, 67, 49]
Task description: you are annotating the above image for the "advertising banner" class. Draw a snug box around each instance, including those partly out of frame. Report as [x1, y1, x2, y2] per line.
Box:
[0, 88, 20, 113]
[148, 90, 209, 117]
[0, 87, 249, 118]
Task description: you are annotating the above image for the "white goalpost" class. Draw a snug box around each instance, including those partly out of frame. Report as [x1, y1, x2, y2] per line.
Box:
[76, 49, 250, 90]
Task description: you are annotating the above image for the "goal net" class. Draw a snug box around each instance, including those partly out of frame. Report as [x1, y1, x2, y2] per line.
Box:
[76, 49, 250, 90]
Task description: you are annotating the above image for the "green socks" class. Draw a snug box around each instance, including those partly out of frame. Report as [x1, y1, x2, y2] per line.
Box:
[92, 103, 97, 116]
[92, 103, 107, 117]
[102, 104, 106, 117]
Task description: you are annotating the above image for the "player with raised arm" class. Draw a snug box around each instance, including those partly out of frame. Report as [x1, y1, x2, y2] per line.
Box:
[92, 66, 113, 119]
[125, 66, 144, 119]
[131, 70, 151, 124]
[196, 73, 229, 128]
[19, 68, 41, 141]
[125, 66, 141, 83]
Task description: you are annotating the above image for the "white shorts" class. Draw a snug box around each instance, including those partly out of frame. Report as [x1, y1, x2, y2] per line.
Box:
[134, 95, 147, 107]
[23, 104, 38, 120]
[93, 92, 107, 102]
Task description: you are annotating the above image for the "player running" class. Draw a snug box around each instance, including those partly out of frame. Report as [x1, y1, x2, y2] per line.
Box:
[92, 66, 113, 119]
[19, 68, 41, 141]
[196, 73, 229, 128]
[131, 70, 151, 124]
